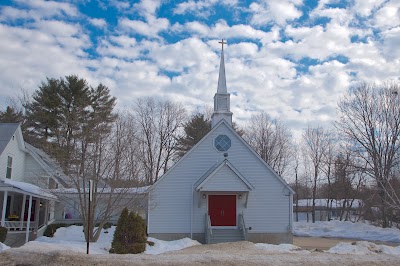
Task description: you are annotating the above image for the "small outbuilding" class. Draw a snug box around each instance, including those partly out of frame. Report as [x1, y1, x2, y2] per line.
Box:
[147, 43, 294, 244]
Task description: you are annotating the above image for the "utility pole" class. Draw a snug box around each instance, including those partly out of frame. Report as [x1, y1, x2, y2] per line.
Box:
[87, 180, 93, 255]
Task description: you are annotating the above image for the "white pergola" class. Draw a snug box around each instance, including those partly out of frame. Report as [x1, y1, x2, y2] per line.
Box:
[0, 179, 57, 243]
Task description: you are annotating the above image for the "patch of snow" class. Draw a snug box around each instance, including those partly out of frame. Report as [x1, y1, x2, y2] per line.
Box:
[18, 225, 199, 255]
[294, 220, 400, 242]
[0, 242, 10, 253]
[145, 237, 201, 255]
[255, 243, 310, 254]
[31, 225, 114, 254]
[327, 241, 400, 255]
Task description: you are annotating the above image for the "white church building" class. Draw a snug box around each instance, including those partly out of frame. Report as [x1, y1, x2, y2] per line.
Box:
[147, 43, 294, 244]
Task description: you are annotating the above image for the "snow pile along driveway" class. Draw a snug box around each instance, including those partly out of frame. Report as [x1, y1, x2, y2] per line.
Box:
[294, 220, 400, 242]
[327, 241, 400, 255]
[0, 242, 10, 253]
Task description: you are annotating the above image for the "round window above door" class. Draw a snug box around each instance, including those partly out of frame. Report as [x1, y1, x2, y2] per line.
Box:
[214, 135, 231, 151]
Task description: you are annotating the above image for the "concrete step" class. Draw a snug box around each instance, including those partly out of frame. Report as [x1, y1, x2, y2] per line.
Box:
[209, 229, 245, 244]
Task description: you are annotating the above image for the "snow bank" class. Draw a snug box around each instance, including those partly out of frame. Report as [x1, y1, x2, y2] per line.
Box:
[255, 243, 310, 254]
[145, 237, 201, 255]
[294, 220, 400, 242]
[0, 242, 10, 253]
[19, 225, 200, 255]
[327, 241, 400, 255]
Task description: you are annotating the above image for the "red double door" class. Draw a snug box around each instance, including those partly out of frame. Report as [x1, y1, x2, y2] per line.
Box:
[208, 195, 236, 226]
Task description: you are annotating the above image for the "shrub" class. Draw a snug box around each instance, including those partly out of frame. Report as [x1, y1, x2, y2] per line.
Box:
[0, 226, 7, 243]
[103, 222, 113, 229]
[43, 223, 70, 237]
[110, 208, 147, 254]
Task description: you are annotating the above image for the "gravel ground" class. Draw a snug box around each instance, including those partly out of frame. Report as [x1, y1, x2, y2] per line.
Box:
[1, 241, 400, 266]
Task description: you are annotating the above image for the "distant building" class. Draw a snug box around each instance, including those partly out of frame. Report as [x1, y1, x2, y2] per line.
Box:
[294, 198, 364, 222]
[148, 43, 295, 244]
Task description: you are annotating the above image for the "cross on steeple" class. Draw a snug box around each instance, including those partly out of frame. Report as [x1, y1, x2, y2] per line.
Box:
[219, 39, 227, 51]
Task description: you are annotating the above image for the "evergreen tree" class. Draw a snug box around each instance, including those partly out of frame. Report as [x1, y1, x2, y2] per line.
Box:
[0, 106, 24, 123]
[25, 75, 117, 242]
[110, 208, 146, 254]
[176, 113, 211, 157]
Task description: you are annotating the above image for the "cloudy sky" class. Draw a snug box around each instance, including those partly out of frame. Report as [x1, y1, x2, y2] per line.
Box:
[0, 0, 399, 136]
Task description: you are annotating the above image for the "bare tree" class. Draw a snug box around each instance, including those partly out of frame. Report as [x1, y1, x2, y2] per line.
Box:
[244, 112, 292, 177]
[133, 97, 186, 184]
[302, 126, 332, 223]
[336, 81, 400, 227]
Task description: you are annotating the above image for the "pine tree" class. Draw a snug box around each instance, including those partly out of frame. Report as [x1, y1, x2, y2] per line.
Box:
[176, 113, 211, 157]
[110, 208, 147, 254]
[110, 207, 130, 253]
[25, 75, 117, 242]
[0, 106, 24, 123]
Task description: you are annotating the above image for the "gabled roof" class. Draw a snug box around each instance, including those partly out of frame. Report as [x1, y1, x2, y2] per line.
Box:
[151, 119, 295, 194]
[24, 142, 69, 188]
[195, 159, 254, 192]
[0, 123, 21, 155]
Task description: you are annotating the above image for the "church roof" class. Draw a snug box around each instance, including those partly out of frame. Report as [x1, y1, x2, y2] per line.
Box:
[195, 159, 254, 192]
[151, 119, 294, 194]
[0, 123, 20, 155]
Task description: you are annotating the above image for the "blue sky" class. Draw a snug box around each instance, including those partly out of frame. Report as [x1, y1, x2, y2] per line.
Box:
[0, 0, 399, 136]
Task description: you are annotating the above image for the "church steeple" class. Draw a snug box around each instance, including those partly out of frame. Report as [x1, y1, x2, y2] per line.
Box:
[211, 39, 233, 128]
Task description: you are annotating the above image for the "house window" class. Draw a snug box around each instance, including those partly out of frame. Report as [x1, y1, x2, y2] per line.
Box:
[214, 135, 231, 151]
[6, 156, 12, 179]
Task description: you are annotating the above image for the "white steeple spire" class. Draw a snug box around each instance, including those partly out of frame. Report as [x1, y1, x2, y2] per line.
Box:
[217, 48, 227, 93]
[211, 39, 232, 128]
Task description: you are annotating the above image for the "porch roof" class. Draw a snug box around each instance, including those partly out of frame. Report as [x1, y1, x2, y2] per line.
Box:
[195, 159, 254, 192]
[0, 179, 57, 201]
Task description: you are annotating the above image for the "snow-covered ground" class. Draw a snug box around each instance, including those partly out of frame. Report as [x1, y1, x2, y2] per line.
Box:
[294, 220, 400, 242]
[1, 221, 400, 258]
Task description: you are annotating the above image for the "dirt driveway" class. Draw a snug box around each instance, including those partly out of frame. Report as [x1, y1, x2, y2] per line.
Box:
[1, 240, 400, 266]
[294, 236, 400, 250]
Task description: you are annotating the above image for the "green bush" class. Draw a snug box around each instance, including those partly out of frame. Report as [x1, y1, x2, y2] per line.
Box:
[0, 226, 7, 243]
[43, 223, 70, 237]
[110, 208, 147, 254]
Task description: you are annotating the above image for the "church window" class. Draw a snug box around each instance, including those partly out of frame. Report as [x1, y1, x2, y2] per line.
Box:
[214, 135, 231, 151]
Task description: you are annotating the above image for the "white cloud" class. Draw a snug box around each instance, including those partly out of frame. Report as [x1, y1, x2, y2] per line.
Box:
[174, 0, 238, 16]
[89, 18, 107, 28]
[172, 20, 276, 43]
[373, 0, 400, 30]
[96, 35, 141, 59]
[352, 0, 386, 17]
[133, 0, 163, 20]
[15, 0, 78, 18]
[249, 0, 303, 26]
[119, 17, 169, 38]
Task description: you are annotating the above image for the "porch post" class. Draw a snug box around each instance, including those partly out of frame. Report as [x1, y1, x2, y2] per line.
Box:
[44, 200, 49, 225]
[34, 199, 40, 234]
[1, 191, 8, 227]
[25, 195, 33, 243]
[20, 194, 26, 229]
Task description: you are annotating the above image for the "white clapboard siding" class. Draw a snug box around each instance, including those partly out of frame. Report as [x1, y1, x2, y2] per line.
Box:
[149, 121, 291, 234]
[0, 127, 26, 182]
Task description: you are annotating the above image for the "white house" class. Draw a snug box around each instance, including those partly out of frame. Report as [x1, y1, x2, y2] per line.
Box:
[148, 45, 295, 244]
[0, 123, 64, 244]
